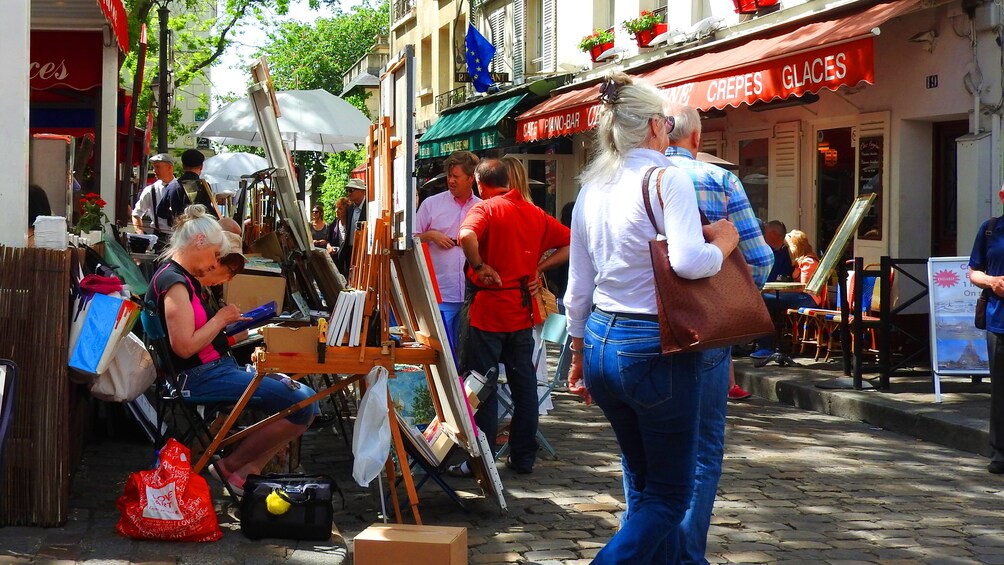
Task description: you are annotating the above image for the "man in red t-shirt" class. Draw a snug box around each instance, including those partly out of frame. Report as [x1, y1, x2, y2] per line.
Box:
[457, 159, 570, 474]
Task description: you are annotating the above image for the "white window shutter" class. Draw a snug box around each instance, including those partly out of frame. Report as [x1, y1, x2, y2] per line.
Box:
[513, 0, 525, 83]
[770, 121, 800, 228]
[700, 131, 724, 157]
[490, 7, 506, 74]
[541, 0, 555, 73]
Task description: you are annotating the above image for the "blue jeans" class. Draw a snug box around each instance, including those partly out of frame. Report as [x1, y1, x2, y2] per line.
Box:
[468, 326, 538, 469]
[181, 356, 320, 425]
[439, 302, 463, 369]
[675, 347, 730, 565]
[584, 309, 702, 565]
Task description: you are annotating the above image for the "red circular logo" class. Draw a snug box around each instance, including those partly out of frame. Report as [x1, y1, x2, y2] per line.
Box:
[934, 269, 959, 288]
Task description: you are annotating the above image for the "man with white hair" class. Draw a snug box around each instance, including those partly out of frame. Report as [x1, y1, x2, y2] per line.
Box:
[132, 153, 175, 234]
[665, 102, 773, 565]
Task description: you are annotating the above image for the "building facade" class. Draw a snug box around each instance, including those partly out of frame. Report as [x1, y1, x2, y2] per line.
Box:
[390, 0, 1004, 273]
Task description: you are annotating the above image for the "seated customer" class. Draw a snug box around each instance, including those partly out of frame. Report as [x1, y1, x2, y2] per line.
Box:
[786, 229, 823, 306]
[763, 219, 794, 282]
[751, 219, 796, 358]
[146, 204, 318, 495]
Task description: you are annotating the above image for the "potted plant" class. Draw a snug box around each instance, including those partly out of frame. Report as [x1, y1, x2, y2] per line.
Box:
[74, 191, 109, 239]
[578, 29, 616, 62]
[623, 11, 668, 48]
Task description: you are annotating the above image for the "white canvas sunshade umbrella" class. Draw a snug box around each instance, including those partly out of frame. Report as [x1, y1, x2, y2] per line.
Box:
[194, 89, 370, 152]
[202, 152, 269, 195]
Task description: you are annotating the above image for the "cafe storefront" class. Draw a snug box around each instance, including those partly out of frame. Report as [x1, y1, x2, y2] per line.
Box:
[516, 0, 997, 264]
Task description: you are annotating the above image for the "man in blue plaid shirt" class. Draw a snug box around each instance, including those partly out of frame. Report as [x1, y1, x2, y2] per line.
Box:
[665, 103, 773, 565]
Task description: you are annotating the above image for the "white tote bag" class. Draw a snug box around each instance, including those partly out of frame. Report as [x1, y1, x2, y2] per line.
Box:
[89, 333, 156, 403]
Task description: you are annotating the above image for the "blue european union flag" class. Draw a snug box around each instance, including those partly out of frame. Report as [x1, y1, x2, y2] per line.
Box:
[465, 24, 497, 93]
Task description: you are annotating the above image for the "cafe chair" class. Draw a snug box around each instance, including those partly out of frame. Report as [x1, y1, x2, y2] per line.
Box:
[140, 303, 260, 498]
[785, 284, 829, 359]
[818, 266, 890, 362]
[0, 359, 17, 470]
[496, 313, 569, 460]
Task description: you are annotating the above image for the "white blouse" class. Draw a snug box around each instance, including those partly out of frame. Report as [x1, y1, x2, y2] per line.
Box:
[565, 148, 724, 338]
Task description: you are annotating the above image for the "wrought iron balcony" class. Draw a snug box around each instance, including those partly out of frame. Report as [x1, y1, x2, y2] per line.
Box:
[391, 0, 416, 27]
[435, 84, 476, 113]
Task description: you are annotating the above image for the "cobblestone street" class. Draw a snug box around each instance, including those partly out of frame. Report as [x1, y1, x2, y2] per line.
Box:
[5, 380, 1004, 564]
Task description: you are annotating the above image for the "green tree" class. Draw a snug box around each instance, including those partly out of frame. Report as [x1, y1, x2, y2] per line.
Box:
[121, 0, 340, 138]
[252, 1, 387, 196]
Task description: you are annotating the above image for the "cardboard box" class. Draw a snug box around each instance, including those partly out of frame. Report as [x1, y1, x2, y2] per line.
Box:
[354, 524, 467, 565]
[223, 273, 285, 313]
[263, 325, 319, 355]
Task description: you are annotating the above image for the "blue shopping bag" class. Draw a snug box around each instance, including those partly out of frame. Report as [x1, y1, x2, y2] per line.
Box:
[69, 293, 137, 375]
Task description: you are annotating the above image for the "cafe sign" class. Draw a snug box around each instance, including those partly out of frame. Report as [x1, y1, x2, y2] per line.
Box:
[30, 31, 103, 91]
[418, 128, 503, 159]
[517, 102, 600, 143]
[662, 37, 875, 111]
[455, 72, 509, 84]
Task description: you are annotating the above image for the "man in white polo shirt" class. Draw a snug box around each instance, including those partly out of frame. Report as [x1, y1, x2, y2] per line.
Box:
[132, 152, 176, 234]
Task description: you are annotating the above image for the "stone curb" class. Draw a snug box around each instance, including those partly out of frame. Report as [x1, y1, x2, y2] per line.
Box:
[734, 359, 991, 458]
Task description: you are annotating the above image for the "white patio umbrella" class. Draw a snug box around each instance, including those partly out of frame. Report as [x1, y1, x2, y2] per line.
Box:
[202, 152, 269, 195]
[194, 89, 370, 152]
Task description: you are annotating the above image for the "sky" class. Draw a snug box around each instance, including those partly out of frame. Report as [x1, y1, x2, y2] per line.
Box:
[211, 0, 359, 104]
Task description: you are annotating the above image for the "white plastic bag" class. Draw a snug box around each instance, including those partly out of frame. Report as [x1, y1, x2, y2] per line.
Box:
[90, 333, 156, 402]
[352, 365, 390, 487]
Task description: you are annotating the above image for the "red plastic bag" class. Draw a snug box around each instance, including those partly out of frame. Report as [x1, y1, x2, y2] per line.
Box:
[116, 438, 222, 542]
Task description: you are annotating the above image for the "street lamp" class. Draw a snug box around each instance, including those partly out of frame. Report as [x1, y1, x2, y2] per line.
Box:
[154, 1, 171, 153]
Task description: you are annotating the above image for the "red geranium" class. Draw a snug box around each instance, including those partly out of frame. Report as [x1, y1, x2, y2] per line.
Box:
[76, 192, 109, 234]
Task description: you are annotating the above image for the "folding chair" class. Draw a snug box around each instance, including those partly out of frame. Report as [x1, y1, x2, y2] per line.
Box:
[140, 304, 255, 498]
[497, 313, 569, 460]
[0, 360, 17, 471]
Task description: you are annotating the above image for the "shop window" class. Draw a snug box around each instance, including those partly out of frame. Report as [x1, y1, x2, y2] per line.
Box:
[739, 138, 769, 220]
[815, 127, 855, 253]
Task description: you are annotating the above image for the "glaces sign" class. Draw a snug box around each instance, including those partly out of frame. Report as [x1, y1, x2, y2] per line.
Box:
[30, 31, 103, 91]
[663, 37, 873, 111]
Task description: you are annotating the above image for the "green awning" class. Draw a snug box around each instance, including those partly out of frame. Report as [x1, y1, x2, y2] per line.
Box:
[418, 94, 526, 159]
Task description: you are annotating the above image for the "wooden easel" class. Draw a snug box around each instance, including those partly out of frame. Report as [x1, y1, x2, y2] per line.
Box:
[192, 53, 505, 519]
[191, 113, 468, 524]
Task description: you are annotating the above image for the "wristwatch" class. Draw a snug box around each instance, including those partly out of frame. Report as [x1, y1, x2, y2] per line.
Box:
[473, 262, 485, 272]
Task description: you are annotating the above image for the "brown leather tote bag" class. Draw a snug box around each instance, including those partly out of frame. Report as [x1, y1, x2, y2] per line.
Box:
[641, 167, 774, 354]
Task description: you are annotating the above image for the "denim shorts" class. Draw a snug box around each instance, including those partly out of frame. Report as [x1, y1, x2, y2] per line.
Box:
[180, 356, 320, 425]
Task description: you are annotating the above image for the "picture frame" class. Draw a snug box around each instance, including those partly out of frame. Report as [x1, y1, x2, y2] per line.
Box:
[806, 193, 877, 296]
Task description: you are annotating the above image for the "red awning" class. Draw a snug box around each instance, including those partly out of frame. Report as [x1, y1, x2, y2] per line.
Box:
[98, 0, 129, 53]
[517, 85, 602, 143]
[516, 0, 918, 143]
[641, 0, 918, 109]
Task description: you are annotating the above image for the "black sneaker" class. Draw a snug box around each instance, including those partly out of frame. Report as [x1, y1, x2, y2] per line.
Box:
[988, 461, 1004, 474]
[505, 457, 532, 475]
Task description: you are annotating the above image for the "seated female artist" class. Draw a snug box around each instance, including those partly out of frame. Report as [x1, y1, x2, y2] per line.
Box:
[146, 204, 319, 495]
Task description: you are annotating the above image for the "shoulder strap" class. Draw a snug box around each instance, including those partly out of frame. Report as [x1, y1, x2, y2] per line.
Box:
[150, 263, 198, 305]
[641, 167, 660, 233]
[641, 166, 711, 236]
[151, 181, 160, 230]
[984, 216, 999, 259]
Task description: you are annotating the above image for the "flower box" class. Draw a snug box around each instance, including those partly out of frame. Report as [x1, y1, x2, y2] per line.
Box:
[635, 23, 669, 47]
[589, 41, 615, 62]
[733, 0, 779, 14]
